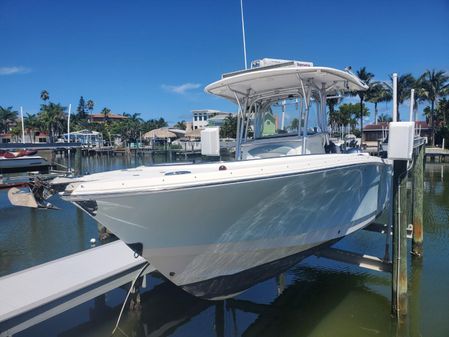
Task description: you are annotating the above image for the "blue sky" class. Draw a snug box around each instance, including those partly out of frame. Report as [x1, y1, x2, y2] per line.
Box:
[1, 0, 448, 125]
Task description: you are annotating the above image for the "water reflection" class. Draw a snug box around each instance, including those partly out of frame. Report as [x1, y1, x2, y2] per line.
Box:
[53, 265, 394, 337]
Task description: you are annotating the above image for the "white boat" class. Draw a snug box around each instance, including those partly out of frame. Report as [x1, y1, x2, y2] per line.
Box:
[0, 155, 49, 174]
[60, 59, 392, 299]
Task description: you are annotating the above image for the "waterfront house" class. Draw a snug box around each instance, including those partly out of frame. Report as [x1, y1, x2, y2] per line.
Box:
[191, 109, 232, 130]
[88, 113, 128, 123]
[0, 131, 49, 144]
[63, 130, 103, 147]
[363, 121, 431, 143]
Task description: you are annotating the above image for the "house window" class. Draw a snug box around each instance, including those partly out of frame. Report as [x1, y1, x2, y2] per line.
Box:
[194, 126, 198, 129]
[39, 138, 46, 143]
[194, 116, 198, 121]
[203, 115, 208, 121]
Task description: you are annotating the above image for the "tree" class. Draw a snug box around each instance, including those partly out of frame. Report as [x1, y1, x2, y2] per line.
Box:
[220, 115, 237, 138]
[142, 118, 168, 132]
[289, 118, 299, 131]
[86, 99, 95, 116]
[24, 113, 41, 143]
[174, 120, 187, 130]
[112, 113, 143, 145]
[40, 90, 49, 102]
[10, 125, 21, 142]
[411, 80, 428, 122]
[0, 106, 18, 133]
[327, 97, 340, 115]
[377, 113, 392, 123]
[395, 74, 416, 121]
[38, 102, 66, 142]
[418, 70, 449, 145]
[436, 98, 449, 125]
[77, 96, 87, 119]
[334, 103, 368, 133]
[354, 67, 374, 136]
[371, 74, 415, 122]
[101, 107, 111, 121]
[367, 83, 392, 125]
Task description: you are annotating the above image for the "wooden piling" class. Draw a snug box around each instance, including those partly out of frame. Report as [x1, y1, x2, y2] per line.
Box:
[411, 145, 424, 257]
[392, 160, 408, 317]
[74, 148, 82, 176]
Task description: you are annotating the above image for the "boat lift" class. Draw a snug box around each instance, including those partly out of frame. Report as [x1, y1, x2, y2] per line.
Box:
[0, 76, 427, 334]
[0, 240, 156, 337]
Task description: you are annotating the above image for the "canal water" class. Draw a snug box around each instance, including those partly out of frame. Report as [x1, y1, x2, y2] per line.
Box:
[0, 155, 448, 337]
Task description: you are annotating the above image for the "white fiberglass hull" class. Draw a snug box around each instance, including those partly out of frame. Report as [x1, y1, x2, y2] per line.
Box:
[0, 156, 48, 168]
[0, 156, 49, 173]
[64, 154, 391, 298]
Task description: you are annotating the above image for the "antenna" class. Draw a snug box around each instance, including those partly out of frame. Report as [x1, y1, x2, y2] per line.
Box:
[392, 73, 398, 122]
[240, 0, 248, 69]
[20, 106, 25, 144]
[67, 103, 71, 142]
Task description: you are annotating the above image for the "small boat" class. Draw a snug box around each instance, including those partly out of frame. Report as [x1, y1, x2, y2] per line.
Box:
[59, 59, 393, 299]
[0, 151, 49, 174]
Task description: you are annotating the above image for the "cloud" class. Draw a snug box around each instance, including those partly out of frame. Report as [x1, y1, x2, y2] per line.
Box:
[0, 66, 31, 75]
[161, 82, 201, 94]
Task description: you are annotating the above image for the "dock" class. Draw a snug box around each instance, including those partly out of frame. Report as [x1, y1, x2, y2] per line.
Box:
[0, 142, 82, 151]
[425, 147, 449, 162]
[0, 240, 155, 337]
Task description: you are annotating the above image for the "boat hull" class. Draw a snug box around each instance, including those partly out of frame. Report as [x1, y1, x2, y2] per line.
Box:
[0, 156, 49, 174]
[72, 160, 391, 299]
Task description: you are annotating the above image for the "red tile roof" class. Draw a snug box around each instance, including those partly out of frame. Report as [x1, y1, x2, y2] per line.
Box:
[90, 113, 128, 120]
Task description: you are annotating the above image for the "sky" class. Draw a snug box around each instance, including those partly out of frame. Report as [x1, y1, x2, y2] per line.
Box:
[1, 0, 448, 126]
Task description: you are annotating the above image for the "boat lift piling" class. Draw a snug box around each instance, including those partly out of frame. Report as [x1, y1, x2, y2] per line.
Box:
[392, 159, 408, 317]
[316, 81, 426, 319]
[411, 145, 424, 257]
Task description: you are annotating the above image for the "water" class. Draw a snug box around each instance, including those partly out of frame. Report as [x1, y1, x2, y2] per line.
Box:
[1, 155, 448, 337]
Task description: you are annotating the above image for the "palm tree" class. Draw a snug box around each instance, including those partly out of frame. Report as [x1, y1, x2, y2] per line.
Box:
[367, 83, 392, 125]
[174, 120, 187, 130]
[219, 115, 237, 139]
[86, 99, 95, 117]
[327, 97, 340, 115]
[418, 70, 449, 145]
[374, 74, 415, 121]
[395, 74, 416, 121]
[355, 67, 374, 137]
[378, 113, 392, 123]
[24, 113, 41, 143]
[335, 103, 364, 133]
[38, 103, 66, 142]
[40, 90, 49, 102]
[437, 98, 449, 125]
[0, 106, 19, 133]
[411, 78, 428, 122]
[101, 107, 111, 122]
[289, 118, 299, 131]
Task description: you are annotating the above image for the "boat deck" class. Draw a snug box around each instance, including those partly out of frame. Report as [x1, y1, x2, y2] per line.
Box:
[0, 240, 155, 337]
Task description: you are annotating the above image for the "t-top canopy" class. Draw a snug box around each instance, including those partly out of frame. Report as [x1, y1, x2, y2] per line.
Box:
[205, 64, 368, 103]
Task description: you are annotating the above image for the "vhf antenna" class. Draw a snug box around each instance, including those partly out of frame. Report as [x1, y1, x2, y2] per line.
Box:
[240, 0, 248, 69]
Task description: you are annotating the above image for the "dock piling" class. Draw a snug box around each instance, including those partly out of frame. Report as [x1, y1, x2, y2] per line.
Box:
[74, 148, 82, 176]
[392, 160, 408, 318]
[411, 145, 424, 257]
